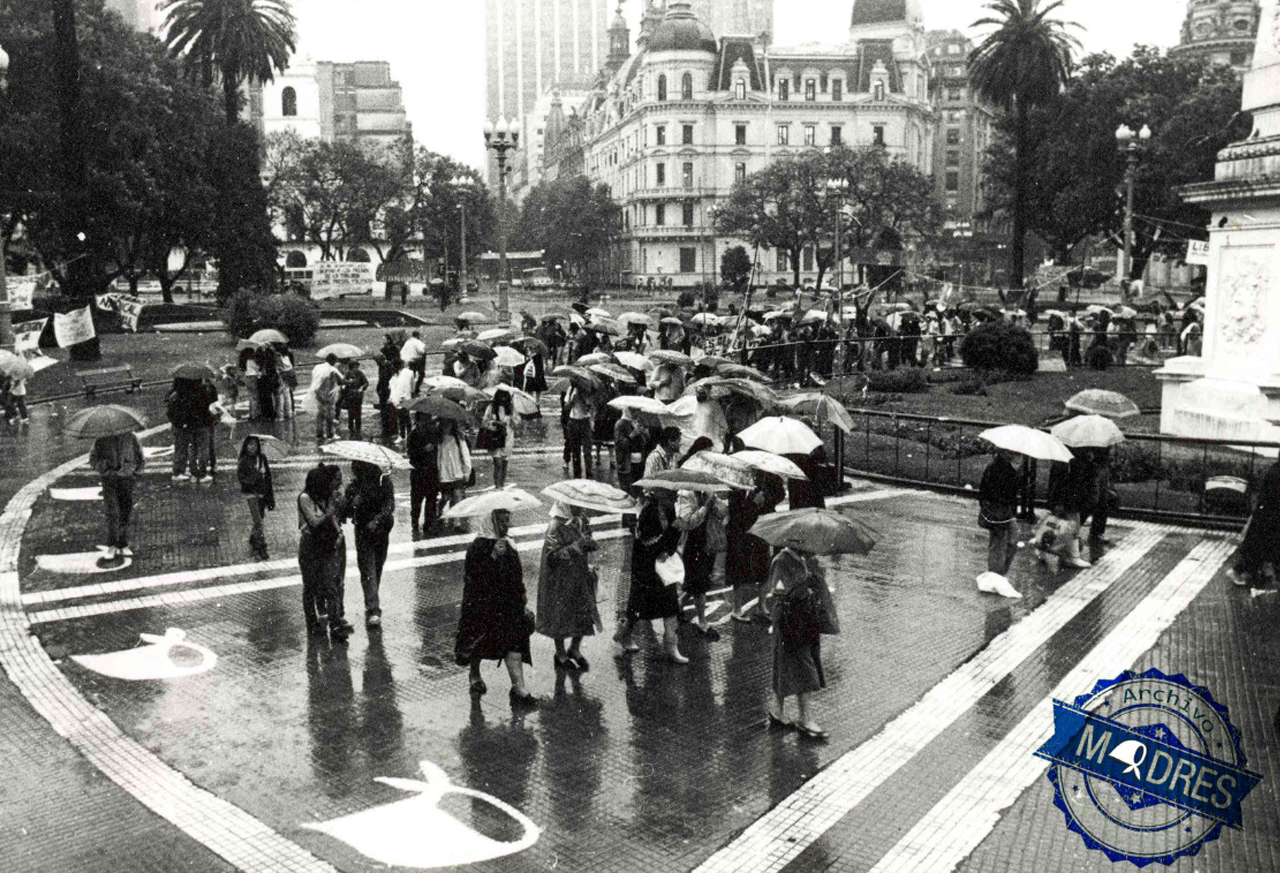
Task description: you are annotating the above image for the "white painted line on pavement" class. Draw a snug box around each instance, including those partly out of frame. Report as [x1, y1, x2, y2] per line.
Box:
[868, 537, 1233, 873]
[691, 524, 1171, 873]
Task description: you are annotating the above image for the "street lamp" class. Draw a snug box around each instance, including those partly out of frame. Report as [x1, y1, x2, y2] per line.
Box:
[825, 177, 850, 376]
[1115, 123, 1152, 292]
[456, 202, 467, 301]
[0, 39, 12, 352]
[484, 116, 520, 324]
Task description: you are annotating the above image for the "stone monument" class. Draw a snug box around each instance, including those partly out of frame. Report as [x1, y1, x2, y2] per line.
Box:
[1158, 0, 1280, 446]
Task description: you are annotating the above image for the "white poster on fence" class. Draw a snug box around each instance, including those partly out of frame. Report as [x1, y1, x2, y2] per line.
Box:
[309, 262, 375, 300]
[1186, 240, 1211, 266]
[13, 318, 57, 372]
[116, 295, 144, 332]
[54, 306, 96, 348]
[8, 276, 37, 311]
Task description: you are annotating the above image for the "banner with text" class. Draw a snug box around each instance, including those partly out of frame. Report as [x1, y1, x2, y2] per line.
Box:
[54, 306, 97, 348]
[14, 318, 57, 372]
[8, 276, 38, 311]
[117, 295, 144, 332]
[309, 262, 376, 300]
[1186, 241, 1211, 266]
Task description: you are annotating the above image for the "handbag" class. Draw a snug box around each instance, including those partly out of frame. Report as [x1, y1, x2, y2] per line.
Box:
[655, 552, 684, 587]
[476, 422, 507, 451]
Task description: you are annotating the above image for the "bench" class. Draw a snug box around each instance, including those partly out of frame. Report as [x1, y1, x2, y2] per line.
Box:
[79, 365, 142, 399]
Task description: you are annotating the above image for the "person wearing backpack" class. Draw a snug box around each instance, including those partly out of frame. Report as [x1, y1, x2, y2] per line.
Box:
[767, 545, 838, 740]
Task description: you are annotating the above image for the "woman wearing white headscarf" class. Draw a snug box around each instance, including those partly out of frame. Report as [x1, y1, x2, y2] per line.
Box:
[535, 501, 601, 671]
[454, 509, 536, 706]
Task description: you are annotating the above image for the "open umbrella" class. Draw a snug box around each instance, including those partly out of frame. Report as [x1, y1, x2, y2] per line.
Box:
[587, 318, 621, 336]
[607, 395, 669, 416]
[681, 451, 756, 490]
[695, 355, 732, 370]
[542, 480, 638, 515]
[732, 449, 807, 480]
[748, 508, 877, 556]
[540, 313, 566, 322]
[979, 425, 1073, 463]
[321, 441, 411, 470]
[618, 312, 653, 329]
[1086, 304, 1114, 317]
[316, 343, 364, 360]
[575, 352, 613, 366]
[171, 362, 216, 381]
[686, 377, 778, 409]
[1187, 297, 1206, 312]
[249, 434, 291, 460]
[778, 394, 855, 434]
[477, 327, 515, 343]
[763, 311, 792, 321]
[659, 316, 684, 327]
[512, 336, 549, 356]
[235, 339, 263, 352]
[65, 405, 148, 439]
[443, 487, 542, 519]
[1064, 389, 1140, 420]
[493, 346, 526, 367]
[249, 329, 289, 345]
[0, 349, 35, 381]
[590, 363, 637, 384]
[551, 365, 602, 393]
[1050, 415, 1126, 449]
[800, 310, 828, 324]
[422, 375, 470, 392]
[487, 384, 539, 416]
[457, 311, 494, 324]
[408, 394, 474, 423]
[613, 351, 651, 371]
[648, 349, 694, 367]
[690, 313, 721, 327]
[739, 416, 823, 455]
[586, 307, 612, 319]
[462, 341, 498, 361]
[715, 363, 769, 382]
[441, 337, 468, 351]
[634, 469, 730, 494]
[1116, 306, 1138, 320]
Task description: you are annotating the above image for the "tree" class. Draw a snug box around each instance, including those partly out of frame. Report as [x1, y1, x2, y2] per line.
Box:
[209, 123, 278, 299]
[162, 0, 297, 121]
[969, 0, 1079, 289]
[720, 245, 753, 291]
[515, 175, 620, 283]
[984, 48, 1248, 277]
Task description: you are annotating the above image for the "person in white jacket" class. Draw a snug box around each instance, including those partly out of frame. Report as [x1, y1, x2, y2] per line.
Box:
[389, 364, 417, 445]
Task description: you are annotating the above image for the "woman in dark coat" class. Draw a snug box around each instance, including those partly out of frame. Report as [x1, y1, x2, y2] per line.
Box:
[343, 460, 396, 628]
[237, 435, 275, 560]
[256, 347, 280, 420]
[730, 471, 785, 622]
[615, 489, 687, 663]
[786, 445, 830, 510]
[298, 465, 352, 639]
[768, 546, 838, 739]
[536, 502, 601, 671]
[1231, 460, 1280, 586]
[1046, 450, 1098, 569]
[455, 508, 536, 705]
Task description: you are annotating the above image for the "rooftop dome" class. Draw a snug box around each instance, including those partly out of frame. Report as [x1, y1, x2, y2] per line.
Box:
[850, 0, 923, 28]
[649, 1, 718, 54]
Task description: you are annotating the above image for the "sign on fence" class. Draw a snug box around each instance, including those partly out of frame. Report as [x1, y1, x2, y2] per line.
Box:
[8, 276, 37, 311]
[54, 306, 96, 348]
[376, 260, 433, 284]
[308, 262, 376, 300]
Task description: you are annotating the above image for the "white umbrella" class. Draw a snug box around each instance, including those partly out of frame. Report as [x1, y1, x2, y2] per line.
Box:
[586, 307, 612, 318]
[477, 327, 515, 343]
[617, 312, 653, 329]
[542, 480, 638, 515]
[442, 487, 542, 519]
[492, 346, 526, 367]
[608, 395, 674, 416]
[732, 449, 807, 480]
[320, 441, 411, 470]
[738, 416, 823, 455]
[423, 375, 470, 392]
[613, 351, 652, 371]
[487, 384, 539, 416]
[1050, 415, 1126, 448]
[979, 425, 1073, 463]
[681, 451, 756, 490]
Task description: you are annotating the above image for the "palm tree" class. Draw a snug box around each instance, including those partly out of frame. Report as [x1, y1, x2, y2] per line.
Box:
[969, 0, 1079, 290]
[162, 0, 297, 122]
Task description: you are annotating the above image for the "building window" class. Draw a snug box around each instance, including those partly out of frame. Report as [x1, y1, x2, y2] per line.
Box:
[658, 74, 668, 101]
[682, 124, 694, 145]
[946, 128, 961, 145]
[735, 123, 747, 145]
[777, 125, 790, 145]
[831, 126, 842, 146]
[682, 72, 694, 100]
[656, 203, 666, 226]
[776, 250, 789, 272]
[873, 125, 885, 146]
[735, 162, 747, 183]
[805, 79, 816, 101]
[832, 79, 842, 102]
[945, 171, 960, 191]
[682, 201, 694, 227]
[946, 150, 960, 167]
[656, 162, 665, 187]
[680, 247, 697, 273]
[281, 86, 297, 117]
[873, 82, 885, 101]
[735, 79, 746, 100]
[682, 162, 694, 188]
[778, 78, 789, 100]
[947, 87, 963, 102]
[947, 43, 961, 55]
[803, 125, 816, 146]
[656, 125, 666, 145]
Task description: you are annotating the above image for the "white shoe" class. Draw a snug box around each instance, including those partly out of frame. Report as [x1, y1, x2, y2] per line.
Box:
[1064, 556, 1092, 569]
[172, 473, 192, 482]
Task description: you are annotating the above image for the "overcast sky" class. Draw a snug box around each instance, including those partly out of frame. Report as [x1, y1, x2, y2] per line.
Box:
[289, 0, 1187, 169]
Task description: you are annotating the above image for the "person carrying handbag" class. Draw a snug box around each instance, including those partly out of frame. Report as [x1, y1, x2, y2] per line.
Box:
[977, 448, 1024, 599]
[616, 488, 687, 663]
[767, 546, 839, 739]
[480, 390, 515, 489]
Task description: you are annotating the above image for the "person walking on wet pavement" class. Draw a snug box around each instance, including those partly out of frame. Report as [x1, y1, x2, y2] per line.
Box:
[310, 354, 344, 444]
[562, 382, 595, 479]
[480, 387, 515, 489]
[298, 464, 354, 640]
[343, 461, 396, 628]
[340, 360, 368, 440]
[168, 376, 216, 484]
[1229, 458, 1280, 588]
[537, 502, 602, 672]
[1046, 450, 1097, 570]
[437, 419, 473, 530]
[767, 544, 838, 740]
[455, 508, 536, 707]
[978, 448, 1025, 598]
[90, 429, 144, 566]
[615, 486, 687, 663]
[407, 415, 440, 537]
[237, 436, 275, 560]
[730, 472, 785, 623]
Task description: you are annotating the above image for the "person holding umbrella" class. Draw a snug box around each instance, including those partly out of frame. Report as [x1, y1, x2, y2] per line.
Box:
[298, 464, 353, 640]
[437, 418, 474, 529]
[536, 499, 601, 672]
[407, 414, 440, 537]
[729, 471, 786, 623]
[563, 379, 596, 479]
[978, 448, 1026, 596]
[167, 373, 217, 484]
[237, 436, 275, 560]
[615, 483, 687, 663]
[340, 360, 369, 440]
[342, 460, 396, 628]
[84, 410, 147, 566]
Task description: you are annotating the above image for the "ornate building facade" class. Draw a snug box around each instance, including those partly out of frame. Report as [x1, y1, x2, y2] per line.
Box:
[251, 60, 411, 150]
[535, 0, 937, 289]
[1169, 0, 1261, 71]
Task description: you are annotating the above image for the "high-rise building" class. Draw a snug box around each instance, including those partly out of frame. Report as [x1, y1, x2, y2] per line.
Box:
[687, 0, 775, 39]
[252, 59, 411, 150]
[1169, 0, 1260, 71]
[926, 31, 995, 232]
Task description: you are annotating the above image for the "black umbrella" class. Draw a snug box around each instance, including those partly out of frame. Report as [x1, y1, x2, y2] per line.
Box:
[462, 341, 497, 361]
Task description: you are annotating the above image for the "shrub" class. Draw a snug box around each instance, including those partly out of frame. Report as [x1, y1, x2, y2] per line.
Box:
[960, 322, 1038, 375]
[223, 290, 321, 346]
[950, 379, 987, 396]
[1087, 345, 1113, 371]
[867, 368, 929, 394]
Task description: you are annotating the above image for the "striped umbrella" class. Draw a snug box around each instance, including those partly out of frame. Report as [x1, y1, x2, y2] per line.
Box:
[320, 441, 411, 470]
[681, 451, 756, 490]
[732, 449, 807, 480]
[443, 487, 542, 519]
[542, 480, 638, 514]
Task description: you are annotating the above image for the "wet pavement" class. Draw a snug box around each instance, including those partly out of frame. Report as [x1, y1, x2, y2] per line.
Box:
[1, 388, 1278, 872]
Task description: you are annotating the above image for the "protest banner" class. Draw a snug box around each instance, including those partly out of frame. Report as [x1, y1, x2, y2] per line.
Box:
[308, 262, 376, 300]
[117, 295, 144, 332]
[14, 318, 57, 372]
[9, 276, 37, 311]
[54, 306, 97, 348]
[1186, 241, 1210, 266]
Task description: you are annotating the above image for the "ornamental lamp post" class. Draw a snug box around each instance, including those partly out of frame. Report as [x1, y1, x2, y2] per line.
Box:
[456, 202, 467, 301]
[1114, 123, 1152, 293]
[825, 177, 850, 377]
[0, 40, 12, 352]
[484, 117, 519, 325]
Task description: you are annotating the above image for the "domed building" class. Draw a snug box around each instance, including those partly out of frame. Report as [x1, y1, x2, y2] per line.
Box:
[1169, 0, 1261, 72]
[532, 0, 937, 290]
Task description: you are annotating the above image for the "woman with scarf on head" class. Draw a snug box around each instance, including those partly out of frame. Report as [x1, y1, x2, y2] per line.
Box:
[675, 436, 725, 640]
[237, 436, 275, 560]
[615, 485, 688, 663]
[455, 509, 536, 706]
[767, 542, 839, 740]
[480, 386, 515, 489]
[536, 502, 601, 672]
[729, 470, 786, 623]
[342, 460, 396, 628]
[298, 464, 353, 640]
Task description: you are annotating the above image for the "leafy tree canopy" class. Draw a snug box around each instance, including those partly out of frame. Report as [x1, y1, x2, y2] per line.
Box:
[515, 175, 620, 283]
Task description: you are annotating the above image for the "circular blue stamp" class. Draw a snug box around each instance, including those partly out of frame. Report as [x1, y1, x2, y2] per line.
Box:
[1034, 668, 1262, 867]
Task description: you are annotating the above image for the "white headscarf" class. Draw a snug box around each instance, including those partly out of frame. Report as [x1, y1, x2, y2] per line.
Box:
[472, 511, 499, 541]
[550, 501, 573, 520]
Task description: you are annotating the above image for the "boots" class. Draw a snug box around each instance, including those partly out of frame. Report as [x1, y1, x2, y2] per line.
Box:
[249, 531, 269, 561]
[1063, 535, 1092, 569]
